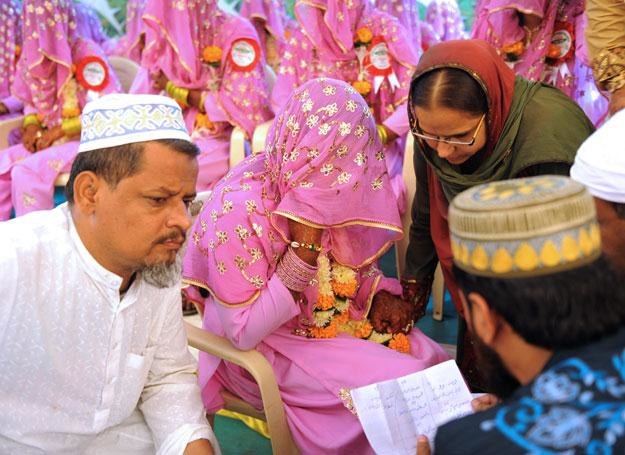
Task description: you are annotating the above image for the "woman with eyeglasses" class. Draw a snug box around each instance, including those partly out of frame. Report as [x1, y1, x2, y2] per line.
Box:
[402, 39, 594, 390]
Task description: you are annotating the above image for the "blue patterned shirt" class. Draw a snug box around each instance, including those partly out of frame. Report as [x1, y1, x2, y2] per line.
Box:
[435, 328, 625, 454]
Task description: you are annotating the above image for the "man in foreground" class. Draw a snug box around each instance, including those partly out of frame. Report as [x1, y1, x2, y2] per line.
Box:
[419, 176, 625, 453]
[0, 94, 219, 454]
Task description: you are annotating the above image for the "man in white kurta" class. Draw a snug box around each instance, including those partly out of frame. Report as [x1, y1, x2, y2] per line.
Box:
[0, 94, 219, 454]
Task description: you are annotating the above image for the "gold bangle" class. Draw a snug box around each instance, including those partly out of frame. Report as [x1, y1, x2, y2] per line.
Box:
[23, 114, 41, 128]
[377, 124, 388, 146]
[171, 86, 189, 107]
[165, 80, 176, 98]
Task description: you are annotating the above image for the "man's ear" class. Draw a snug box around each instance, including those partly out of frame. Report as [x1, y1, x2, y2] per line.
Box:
[466, 292, 502, 347]
[72, 171, 102, 214]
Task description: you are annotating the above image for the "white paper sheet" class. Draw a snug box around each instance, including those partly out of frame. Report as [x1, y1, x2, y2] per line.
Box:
[350, 360, 473, 455]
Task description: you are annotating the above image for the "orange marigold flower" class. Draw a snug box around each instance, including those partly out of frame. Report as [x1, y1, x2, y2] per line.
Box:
[354, 321, 373, 339]
[14, 44, 21, 59]
[316, 294, 335, 311]
[332, 281, 358, 298]
[355, 27, 373, 45]
[202, 45, 223, 65]
[310, 319, 338, 339]
[334, 311, 350, 325]
[388, 333, 410, 354]
[352, 80, 372, 96]
[501, 40, 524, 57]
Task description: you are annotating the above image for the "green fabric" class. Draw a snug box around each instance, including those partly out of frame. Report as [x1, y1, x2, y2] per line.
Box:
[420, 77, 595, 201]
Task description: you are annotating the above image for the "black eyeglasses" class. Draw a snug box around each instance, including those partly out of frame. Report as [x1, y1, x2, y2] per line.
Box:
[411, 114, 485, 147]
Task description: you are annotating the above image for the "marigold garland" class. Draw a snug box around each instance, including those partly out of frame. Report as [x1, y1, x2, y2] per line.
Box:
[309, 254, 411, 354]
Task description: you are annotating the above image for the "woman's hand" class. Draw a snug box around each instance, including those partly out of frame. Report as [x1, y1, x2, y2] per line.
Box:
[369, 290, 414, 334]
[35, 125, 63, 151]
[151, 70, 169, 92]
[22, 124, 43, 152]
[401, 277, 432, 322]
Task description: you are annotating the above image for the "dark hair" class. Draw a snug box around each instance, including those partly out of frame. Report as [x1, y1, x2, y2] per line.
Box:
[410, 67, 488, 115]
[65, 139, 199, 204]
[453, 256, 625, 349]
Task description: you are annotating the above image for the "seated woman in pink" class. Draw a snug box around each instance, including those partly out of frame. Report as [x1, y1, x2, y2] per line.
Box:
[183, 78, 448, 453]
[0, 0, 24, 130]
[133, 0, 273, 191]
[0, 0, 119, 220]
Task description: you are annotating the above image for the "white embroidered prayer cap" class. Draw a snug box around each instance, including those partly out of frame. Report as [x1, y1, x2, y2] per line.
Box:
[78, 93, 191, 153]
[571, 109, 625, 204]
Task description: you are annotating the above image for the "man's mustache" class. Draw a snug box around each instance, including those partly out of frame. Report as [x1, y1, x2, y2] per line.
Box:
[154, 230, 186, 245]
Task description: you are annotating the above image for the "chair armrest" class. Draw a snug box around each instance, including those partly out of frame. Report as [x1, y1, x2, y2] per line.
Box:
[183, 321, 295, 452]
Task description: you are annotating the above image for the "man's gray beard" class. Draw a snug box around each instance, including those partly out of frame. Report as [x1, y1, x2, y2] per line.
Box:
[141, 241, 187, 289]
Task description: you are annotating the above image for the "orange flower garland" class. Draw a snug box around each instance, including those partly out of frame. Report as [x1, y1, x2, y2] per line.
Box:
[309, 255, 411, 354]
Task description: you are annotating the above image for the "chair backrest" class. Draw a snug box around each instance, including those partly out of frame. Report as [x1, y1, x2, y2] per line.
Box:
[0, 116, 23, 150]
[395, 133, 416, 278]
[251, 120, 273, 156]
[265, 65, 277, 94]
[108, 56, 140, 93]
[229, 126, 247, 169]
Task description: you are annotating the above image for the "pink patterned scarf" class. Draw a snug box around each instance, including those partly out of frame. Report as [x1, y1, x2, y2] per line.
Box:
[183, 78, 402, 305]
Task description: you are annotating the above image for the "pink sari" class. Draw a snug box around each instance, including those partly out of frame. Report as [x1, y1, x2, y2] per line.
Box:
[0, 0, 23, 122]
[138, 0, 272, 191]
[425, 0, 468, 41]
[0, 0, 120, 220]
[374, 0, 423, 52]
[273, 0, 420, 213]
[183, 78, 447, 453]
[110, 0, 146, 64]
